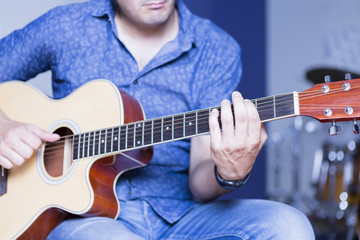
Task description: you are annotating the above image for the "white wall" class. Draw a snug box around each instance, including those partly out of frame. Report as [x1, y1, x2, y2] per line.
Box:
[0, 0, 85, 96]
[267, 0, 360, 212]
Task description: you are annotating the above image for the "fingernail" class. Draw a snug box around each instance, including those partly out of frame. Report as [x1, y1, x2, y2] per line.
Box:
[221, 99, 230, 105]
[233, 91, 241, 97]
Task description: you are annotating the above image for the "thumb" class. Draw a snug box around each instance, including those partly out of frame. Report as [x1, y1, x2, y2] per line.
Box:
[31, 125, 60, 142]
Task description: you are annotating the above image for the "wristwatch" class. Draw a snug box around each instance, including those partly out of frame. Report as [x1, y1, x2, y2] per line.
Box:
[214, 165, 250, 190]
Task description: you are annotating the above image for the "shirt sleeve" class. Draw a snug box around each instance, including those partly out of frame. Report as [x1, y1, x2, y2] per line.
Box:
[0, 11, 53, 82]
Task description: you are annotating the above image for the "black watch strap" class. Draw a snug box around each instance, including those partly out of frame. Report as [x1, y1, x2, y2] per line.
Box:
[214, 165, 250, 190]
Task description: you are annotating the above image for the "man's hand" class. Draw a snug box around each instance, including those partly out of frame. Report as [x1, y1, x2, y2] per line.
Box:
[0, 111, 60, 169]
[209, 91, 267, 180]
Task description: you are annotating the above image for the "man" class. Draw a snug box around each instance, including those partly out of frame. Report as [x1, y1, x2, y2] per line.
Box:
[0, 0, 315, 239]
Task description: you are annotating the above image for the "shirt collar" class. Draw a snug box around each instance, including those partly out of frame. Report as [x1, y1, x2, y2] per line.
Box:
[176, 0, 197, 51]
[91, 0, 115, 20]
[90, 0, 197, 51]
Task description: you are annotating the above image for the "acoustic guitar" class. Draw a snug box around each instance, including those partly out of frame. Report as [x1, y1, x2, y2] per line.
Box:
[0, 78, 359, 239]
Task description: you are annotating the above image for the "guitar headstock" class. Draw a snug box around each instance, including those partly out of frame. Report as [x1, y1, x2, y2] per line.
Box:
[299, 78, 360, 126]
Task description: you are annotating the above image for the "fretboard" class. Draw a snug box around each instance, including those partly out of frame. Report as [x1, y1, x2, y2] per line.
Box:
[72, 92, 298, 160]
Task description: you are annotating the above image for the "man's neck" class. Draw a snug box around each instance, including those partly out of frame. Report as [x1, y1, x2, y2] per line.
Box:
[114, 9, 179, 71]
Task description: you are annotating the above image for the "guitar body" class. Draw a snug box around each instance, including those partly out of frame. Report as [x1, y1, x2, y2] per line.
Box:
[0, 80, 152, 240]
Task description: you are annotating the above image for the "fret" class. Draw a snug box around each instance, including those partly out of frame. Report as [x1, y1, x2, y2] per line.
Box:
[110, 128, 114, 152]
[83, 133, 89, 158]
[161, 118, 164, 142]
[273, 96, 276, 118]
[254, 93, 295, 122]
[256, 97, 274, 121]
[174, 114, 184, 139]
[172, 116, 174, 139]
[78, 134, 82, 159]
[87, 132, 91, 157]
[135, 122, 143, 147]
[142, 122, 145, 146]
[275, 93, 295, 119]
[94, 131, 99, 156]
[163, 116, 173, 141]
[197, 109, 210, 134]
[153, 119, 162, 143]
[72, 134, 80, 160]
[106, 128, 112, 154]
[80, 134, 84, 158]
[183, 114, 185, 137]
[144, 120, 152, 145]
[185, 112, 196, 137]
[127, 124, 135, 149]
[151, 119, 154, 144]
[89, 131, 95, 157]
[125, 125, 129, 149]
[80, 133, 86, 159]
[113, 127, 119, 152]
[119, 125, 127, 151]
[99, 130, 106, 154]
[195, 111, 198, 135]
[93, 131, 99, 155]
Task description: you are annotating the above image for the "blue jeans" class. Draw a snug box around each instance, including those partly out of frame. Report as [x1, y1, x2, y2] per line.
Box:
[47, 199, 315, 240]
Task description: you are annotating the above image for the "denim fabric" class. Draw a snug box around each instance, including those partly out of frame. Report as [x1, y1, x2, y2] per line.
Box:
[0, 0, 242, 223]
[47, 199, 315, 240]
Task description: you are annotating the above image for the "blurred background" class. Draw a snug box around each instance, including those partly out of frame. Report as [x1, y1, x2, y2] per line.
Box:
[1, 0, 360, 239]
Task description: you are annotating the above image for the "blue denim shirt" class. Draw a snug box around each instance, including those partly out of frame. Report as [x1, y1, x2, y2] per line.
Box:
[0, 0, 242, 223]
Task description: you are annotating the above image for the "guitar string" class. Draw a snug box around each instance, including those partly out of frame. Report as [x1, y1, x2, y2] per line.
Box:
[43, 90, 360, 157]
[48, 82, 360, 149]
[42, 97, 297, 155]
[43, 94, 360, 156]
[43, 86, 360, 156]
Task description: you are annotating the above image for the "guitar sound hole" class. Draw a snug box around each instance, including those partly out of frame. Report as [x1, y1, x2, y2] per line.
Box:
[43, 127, 74, 178]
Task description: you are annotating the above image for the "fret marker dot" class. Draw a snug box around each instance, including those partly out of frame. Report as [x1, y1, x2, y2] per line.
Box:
[137, 141, 141, 145]
[166, 126, 170, 130]
[101, 139, 105, 143]
[138, 124, 142, 127]
[189, 122, 192, 126]
[114, 137, 118, 140]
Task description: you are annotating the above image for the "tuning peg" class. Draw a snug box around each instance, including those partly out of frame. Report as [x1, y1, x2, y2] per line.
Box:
[345, 73, 353, 80]
[353, 119, 359, 134]
[329, 120, 341, 136]
[324, 75, 333, 83]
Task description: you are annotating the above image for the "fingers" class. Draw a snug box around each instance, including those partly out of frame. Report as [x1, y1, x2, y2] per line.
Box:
[0, 122, 59, 169]
[30, 124, 60, 143]
[209, 91, 266, 179]
[232, 92, 248, 139]
[209, 108, 221, 152]
[0, 144, 27, 167]
[243, 99, 261, 148]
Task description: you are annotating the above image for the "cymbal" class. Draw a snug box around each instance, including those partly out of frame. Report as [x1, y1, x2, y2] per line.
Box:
[306, 67, 360, 84]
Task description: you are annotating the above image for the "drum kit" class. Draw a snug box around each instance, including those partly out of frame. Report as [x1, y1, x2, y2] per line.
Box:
[269, 67, 360, 240]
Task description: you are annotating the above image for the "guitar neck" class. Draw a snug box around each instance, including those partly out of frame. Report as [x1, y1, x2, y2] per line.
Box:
[72, 92, 299, 160]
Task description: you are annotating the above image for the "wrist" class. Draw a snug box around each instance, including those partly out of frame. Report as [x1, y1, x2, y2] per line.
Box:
[214, 165, 250, 190]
